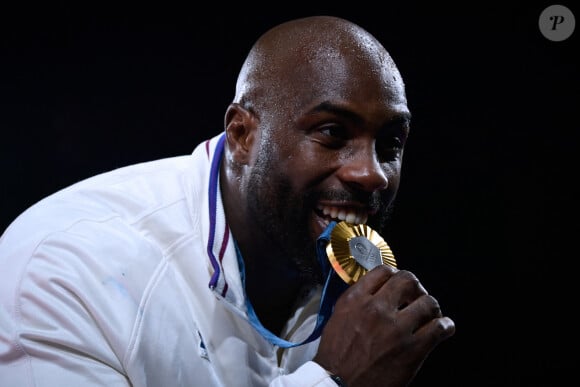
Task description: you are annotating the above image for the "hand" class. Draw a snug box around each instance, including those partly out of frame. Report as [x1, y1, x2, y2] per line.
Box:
[314, 265, 455, 387]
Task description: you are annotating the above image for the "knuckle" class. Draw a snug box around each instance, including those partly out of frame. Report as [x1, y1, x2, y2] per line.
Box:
[396, 270, 424, 290]
[398, 270, 418, 283]
[432, 318, 452, 336]
[421, 294, 442, 315]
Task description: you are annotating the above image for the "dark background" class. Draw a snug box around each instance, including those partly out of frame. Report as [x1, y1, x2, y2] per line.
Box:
[1, 2, 577, 386]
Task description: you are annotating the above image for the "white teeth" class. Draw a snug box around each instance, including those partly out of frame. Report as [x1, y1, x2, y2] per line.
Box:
[345, 212, 356, 223]
[316, 205, 369, 224]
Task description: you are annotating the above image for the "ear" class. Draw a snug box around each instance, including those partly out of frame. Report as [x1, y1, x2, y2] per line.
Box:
[224, 103, 258, 164]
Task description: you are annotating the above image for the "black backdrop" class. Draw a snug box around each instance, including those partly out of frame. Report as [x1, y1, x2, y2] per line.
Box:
[1, 2, 578, 386]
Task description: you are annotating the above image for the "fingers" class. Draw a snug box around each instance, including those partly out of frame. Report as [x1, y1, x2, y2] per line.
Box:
[413, 315, 456, 351]
[341, 264, 455, 340]
[374, 269, 428, 309]
[389, 279, 456, 349]
[354, 265, 428, 309]
[398, 293, 444, 334]
[350, 264, 455, 341]
[350, 264, 398, 295]
[321, 264, 455, 385]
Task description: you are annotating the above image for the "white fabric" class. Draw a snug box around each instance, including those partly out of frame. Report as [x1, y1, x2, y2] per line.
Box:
[0, 133, 337, 387]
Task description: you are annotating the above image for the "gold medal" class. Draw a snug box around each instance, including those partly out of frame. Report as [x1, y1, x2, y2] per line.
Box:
[326, 221, 397, 284]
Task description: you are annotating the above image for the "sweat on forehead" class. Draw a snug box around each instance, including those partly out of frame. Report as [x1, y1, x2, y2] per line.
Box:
[234, 16, 402, 106]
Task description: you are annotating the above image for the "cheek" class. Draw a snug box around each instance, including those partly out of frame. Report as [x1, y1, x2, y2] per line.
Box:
[383, 158, 402, 179]
[372, 161, 402, 202]
[284, 144, 336, 187]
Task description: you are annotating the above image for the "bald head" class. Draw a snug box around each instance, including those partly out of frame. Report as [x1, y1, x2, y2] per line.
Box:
[234, 16, 406, 119]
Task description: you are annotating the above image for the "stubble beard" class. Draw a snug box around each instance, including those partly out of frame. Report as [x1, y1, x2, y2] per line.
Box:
[244, 143, 397, 287]
[245, 151, 323, 286]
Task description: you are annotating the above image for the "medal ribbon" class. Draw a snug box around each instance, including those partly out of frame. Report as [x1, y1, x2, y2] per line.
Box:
[207, 132, 347, 348]
[234, 221, 349, 348]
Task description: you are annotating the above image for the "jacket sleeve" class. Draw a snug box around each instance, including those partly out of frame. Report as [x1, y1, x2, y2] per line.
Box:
[0, 228, 148, 387]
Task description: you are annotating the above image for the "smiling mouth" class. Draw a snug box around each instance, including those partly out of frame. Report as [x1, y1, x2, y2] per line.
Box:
[314, 204, 369, 226]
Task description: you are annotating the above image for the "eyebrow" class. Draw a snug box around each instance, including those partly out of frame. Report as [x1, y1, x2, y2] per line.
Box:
[309, 101, 364, 124]
[309, 101, 412, 127]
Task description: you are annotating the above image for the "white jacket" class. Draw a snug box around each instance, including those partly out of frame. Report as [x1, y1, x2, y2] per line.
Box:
[0, 133, 336, 386]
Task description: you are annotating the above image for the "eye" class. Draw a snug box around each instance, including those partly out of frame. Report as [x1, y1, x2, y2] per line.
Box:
[376, 135, 404, 162]
[315, 124, 349, 148]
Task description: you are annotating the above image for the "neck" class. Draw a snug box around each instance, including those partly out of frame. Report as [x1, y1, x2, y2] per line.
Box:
[220, 166, 307, 335]
[242, 251, 304, 335]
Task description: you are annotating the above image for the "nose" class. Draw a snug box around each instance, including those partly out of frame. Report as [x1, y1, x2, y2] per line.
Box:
[336, 148, 389, 193]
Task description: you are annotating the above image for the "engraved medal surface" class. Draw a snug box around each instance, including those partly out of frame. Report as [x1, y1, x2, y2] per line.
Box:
[326, 221, 396, 284]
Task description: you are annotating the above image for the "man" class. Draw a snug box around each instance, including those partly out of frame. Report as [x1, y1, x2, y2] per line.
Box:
[0, 15, 455, 386]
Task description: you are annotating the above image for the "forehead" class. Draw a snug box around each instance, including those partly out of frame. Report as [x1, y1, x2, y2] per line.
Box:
[286, 51, 408, 121]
